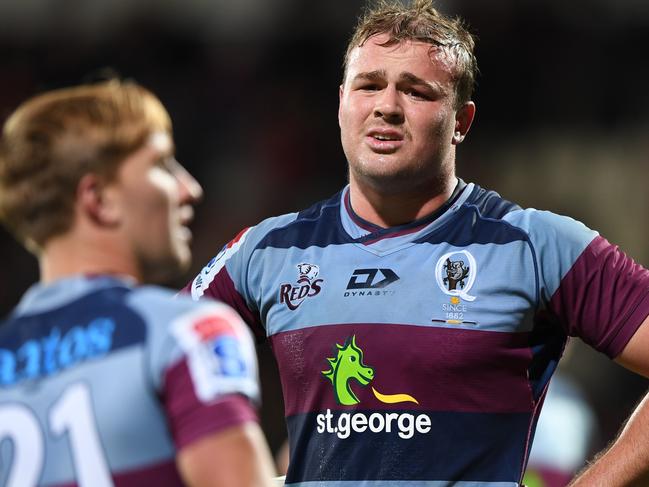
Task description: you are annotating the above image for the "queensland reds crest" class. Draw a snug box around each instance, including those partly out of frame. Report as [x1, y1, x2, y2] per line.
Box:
[434, 250, 477, 302]
[279, 263, 324, 310]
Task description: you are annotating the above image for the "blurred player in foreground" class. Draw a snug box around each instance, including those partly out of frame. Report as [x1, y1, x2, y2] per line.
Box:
[523, 372, 596, 486]
[185, 1, 649, 486]
[0, 80, 276, 487]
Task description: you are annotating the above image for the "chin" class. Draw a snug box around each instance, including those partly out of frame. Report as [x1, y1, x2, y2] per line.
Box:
[355, 168, 424, 195]
[139, 251, 187, 285]
[176, 251, 192, 275]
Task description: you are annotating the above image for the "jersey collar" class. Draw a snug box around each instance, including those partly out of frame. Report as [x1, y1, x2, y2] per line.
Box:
[12, 275, 135, 318]
[339, 180, 474, 253]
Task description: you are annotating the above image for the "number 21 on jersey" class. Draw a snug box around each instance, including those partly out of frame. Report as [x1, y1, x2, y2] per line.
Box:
[0, 382, 112, 487]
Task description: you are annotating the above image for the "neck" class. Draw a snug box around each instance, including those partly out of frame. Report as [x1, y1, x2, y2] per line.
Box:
[39, 231, 141, 284]
[348, 174, 458, 228]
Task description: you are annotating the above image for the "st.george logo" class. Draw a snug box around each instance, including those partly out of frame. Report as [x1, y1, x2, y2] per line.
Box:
[322, 335, 418, 406]
[279, 263, 324, 310]
[318, 336, 432, 440]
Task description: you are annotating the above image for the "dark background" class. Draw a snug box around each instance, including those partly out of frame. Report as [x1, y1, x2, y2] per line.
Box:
[1, 0, 648, 469]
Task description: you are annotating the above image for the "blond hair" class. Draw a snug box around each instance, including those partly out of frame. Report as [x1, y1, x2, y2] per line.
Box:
[0, 80, 171, 250]
[344, 0, 478, 107]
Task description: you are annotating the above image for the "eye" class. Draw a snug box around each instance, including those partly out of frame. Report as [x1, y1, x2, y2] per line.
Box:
[404, 89, 430, 100]
[359, 83, 380, 91]
[350, 356, 356, 362]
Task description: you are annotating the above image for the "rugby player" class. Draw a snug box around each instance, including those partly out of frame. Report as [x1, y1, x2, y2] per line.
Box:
[0, 80, 276, 487]
[185, 1, 649, 485]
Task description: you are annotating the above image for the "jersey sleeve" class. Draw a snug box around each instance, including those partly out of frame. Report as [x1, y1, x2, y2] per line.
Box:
[182, 213, 298, 340]
[505, 209, 649, 358]
[131, 289, 260, 450]
[182, 226, 265, 340]
[164, 300, 260, 448]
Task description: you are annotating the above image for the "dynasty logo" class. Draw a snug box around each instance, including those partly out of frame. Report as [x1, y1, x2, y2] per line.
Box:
[318, 335, 430, 439]
[279, 263, 323, 310]
[344, 268, 399, 297]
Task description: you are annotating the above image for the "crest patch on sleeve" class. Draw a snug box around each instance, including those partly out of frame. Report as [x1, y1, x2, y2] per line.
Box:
[171, 303, 259, 403]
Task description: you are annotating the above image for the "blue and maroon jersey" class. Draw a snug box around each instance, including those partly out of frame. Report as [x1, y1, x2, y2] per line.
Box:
[0, 275, 259, 487]
[186, 181, 649, 487]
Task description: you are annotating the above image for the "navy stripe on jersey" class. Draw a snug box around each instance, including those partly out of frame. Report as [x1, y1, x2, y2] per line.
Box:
[528, 311, 567, 401]
[286, 410, 529, 484]
[348, 180, 468, 242]
[464, 186, 521, 220]
[254, 187, 528, 251]
[0, 287, 145, 386]
[255, 191, 353, 250]
[286, 482, 517, 486]
[413, 205, 529, 247]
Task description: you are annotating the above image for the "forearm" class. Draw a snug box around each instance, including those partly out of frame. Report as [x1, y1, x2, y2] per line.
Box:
[178, 422, 276, 487]
[569, 392, 649, 487]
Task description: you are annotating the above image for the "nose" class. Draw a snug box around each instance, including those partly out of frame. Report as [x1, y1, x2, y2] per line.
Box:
[373, 85, 404, 123]
[173, 160, 203, 205]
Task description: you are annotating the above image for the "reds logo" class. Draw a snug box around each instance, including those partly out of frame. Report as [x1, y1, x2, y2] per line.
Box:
[297, 263, 319, 283]
[279, 263, 324, 310]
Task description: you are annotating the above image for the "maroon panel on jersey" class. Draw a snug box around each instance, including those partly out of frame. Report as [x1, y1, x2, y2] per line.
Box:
[163, 358, 258, 449]
[271, 323, 534, 416]
[54, 459, 183, 487]
[183, 268, 266, 341]
[549, 236, 649, 358]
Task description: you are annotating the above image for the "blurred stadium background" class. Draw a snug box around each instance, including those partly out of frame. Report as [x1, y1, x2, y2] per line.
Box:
[1, 0, 648, 481]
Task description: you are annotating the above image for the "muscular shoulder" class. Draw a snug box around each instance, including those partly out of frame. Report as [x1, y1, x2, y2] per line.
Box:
[463, 183, 597, 247]
[127, 285, 200, 321]
[127, 285, 251, 347]
[190, 190, 346, 300]
[464, 184, 521, 219]
[234, 190, 347, 252]
[129, 285, 258, 397]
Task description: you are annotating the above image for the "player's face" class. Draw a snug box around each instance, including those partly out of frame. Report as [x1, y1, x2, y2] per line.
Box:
[114, 132, 203, 283]
[339, 34, 474, 195]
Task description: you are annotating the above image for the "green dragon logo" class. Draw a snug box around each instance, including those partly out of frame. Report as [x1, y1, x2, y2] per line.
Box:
[322, 335, 418, 406]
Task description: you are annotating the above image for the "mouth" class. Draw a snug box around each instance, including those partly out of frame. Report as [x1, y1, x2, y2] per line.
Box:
[357, 369, 374, 385]
[365, 129, 404, 153]
[178, 205, 194, 224]
[173, 221, 193, 244]
[177, 206, 194, 241]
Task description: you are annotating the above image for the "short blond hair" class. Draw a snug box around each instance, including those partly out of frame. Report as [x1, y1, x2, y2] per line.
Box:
[344, 0, 478, 108]
[0, 80, 171, 250]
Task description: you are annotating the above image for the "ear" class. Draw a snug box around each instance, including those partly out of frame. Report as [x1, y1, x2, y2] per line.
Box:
[338, 84, 344, 128]
[452, 101, 476, 145]
[77, 173, 122, 227]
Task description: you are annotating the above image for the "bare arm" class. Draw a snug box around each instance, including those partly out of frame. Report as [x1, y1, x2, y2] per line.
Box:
[275, 439, 289, 475]
[177, 422, 277, 487]
[569, 317, 649, 486]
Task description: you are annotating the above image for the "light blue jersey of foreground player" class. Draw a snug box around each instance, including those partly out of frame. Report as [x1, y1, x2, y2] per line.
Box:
[185, 180, 649, 487]
[0, 275, 259, 487]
